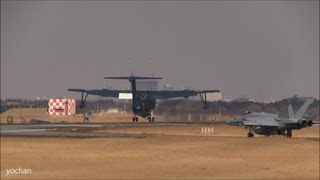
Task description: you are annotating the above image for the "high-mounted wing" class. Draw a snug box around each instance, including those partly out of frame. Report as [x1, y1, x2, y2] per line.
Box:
[139, 90, 220, 99]
[68, 88, 220, 108]
[68, 89, 220, 99]
[243, 117, 280, 127]
[68, 88, 127, 98]
[146, 90, 212, 99]
[68, 88, 131, 108]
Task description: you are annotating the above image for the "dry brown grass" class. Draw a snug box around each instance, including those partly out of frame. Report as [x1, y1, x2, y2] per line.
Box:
[0, 108, 133, 123]
[1, 108, 233, 124]
[1, 125, 319, 180]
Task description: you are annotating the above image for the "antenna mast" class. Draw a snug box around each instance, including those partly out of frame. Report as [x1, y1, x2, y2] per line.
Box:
[148, 57, 155, 77]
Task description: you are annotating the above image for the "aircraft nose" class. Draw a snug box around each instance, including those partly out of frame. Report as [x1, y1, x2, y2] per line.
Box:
[226, 118, 236, 124]
[226, 118, 238, 125]
[226, 119, 233, 124]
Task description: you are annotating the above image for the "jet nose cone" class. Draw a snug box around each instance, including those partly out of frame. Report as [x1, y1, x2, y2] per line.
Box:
[226, 117, 241, 126]
[226, 119, 233, 124]
[226, 118, 237, 125]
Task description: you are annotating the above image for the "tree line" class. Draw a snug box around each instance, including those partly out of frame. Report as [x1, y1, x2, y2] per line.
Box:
[1, 96, 319, 120]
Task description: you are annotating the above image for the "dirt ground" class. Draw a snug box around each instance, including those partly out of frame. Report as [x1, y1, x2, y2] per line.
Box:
[1, 124, 319, 180]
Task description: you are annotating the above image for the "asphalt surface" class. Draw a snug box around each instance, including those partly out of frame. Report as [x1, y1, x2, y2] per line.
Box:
[0, 121, 218, 138]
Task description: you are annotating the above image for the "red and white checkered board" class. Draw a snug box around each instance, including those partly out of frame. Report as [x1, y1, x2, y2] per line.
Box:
[48, 98, 76, 115]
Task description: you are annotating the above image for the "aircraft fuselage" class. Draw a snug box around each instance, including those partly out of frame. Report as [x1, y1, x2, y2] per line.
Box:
[133, 93, 156, 118]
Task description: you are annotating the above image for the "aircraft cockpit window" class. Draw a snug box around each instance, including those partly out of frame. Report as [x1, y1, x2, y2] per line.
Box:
[241, 111, 252, 115]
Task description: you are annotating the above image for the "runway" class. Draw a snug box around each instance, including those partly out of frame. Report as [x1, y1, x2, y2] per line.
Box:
[0, 121, 218, 138]
[1, 122, 319, 179]
[1, 121, 319, 179]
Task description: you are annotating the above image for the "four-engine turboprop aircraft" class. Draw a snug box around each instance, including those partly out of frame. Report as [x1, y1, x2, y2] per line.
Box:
[227, 99, 318, 138]
[68, 76, 220, 122]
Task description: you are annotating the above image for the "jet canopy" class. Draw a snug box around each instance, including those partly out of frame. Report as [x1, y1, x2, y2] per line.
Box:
[241, 111, 252, 116]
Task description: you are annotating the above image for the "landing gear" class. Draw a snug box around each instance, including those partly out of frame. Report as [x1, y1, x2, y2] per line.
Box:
[277, 130, 285, 135]
[147, 117, 155, 123]
[133, 116, 138, 122]
[79, 92, 89, 108]
[247, 132, 254, 137]
[84, 116, 89, 123]
[286, 130, 292, 138]
[147, 111, 155, 123]
[247, 126, 255, 138]
[265, 132, 270, 137]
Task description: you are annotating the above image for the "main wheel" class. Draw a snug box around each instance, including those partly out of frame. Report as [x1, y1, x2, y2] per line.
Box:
[286, 133, 292, 138]
[133, 117, 138, 122]
[152, 117, 155, 122]
[247, 133, 254, 138]
[286, 130, 292, 138]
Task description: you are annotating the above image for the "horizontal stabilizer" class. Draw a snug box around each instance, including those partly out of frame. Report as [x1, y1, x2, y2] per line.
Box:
[104, 76, 162, 81]
[313, 120, 320, 124]
[198, 90, 221, 93]
[68, 89, 91, 92]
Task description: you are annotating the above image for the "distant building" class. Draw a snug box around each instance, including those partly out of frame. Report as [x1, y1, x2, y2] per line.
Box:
[106, 108, 120, 113]
[48, 98, 76, 115]
[163, 84, 174, 91]
[205, 92, 222, 101]
[136, 80, 158, 91]
[190, 92, 222, 101]
[232, 96, 254, 102]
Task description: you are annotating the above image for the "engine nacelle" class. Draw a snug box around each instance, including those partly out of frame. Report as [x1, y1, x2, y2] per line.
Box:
[254, 127, 278, 135]
[298, 120, 308, 127]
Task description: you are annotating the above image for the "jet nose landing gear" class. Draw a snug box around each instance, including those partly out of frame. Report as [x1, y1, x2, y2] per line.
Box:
[147, 116, 155, 123]
[247, 126, 255, 138]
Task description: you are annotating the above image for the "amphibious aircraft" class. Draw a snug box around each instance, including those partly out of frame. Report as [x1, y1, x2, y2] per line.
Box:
[227, 99, 318, 138]
[68, 76, 220, 122]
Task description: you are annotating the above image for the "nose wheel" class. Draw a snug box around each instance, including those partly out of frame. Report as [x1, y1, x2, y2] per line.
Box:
[147, 117, 155, 123]
[247, 126, 255, 138]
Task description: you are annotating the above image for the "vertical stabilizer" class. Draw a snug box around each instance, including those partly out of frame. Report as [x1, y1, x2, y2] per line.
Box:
[104, 76, 162, 102]
[288, 103, 294, 119]
[294, 99, 314, 118]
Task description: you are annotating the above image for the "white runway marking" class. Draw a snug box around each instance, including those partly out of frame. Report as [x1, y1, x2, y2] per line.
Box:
[1, 129, 47, 133]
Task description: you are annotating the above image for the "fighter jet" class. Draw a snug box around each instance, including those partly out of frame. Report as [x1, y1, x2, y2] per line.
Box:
[68, 76, 220, 122]
[227, 99, 318, 138]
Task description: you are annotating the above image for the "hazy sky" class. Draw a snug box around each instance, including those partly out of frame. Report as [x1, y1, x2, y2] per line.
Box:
[1, 1, 319, 101]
